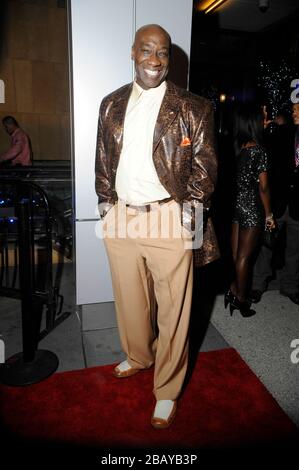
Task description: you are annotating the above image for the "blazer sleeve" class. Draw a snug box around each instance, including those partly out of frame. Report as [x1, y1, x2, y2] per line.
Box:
[95, 101, 114, 207]
[187, 99, 217, 211]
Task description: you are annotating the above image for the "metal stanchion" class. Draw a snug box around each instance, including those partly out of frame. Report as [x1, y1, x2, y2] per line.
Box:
[0, 198, 59, 386]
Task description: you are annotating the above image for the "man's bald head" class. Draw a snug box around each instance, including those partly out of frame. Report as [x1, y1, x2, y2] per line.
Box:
[133, 24, 171, 50]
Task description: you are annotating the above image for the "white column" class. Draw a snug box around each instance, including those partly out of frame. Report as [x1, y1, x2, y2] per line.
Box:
[70, 0, 193, 305]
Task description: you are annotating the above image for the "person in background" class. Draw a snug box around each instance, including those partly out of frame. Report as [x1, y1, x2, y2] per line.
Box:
[95, 24, 218, 429]
[225, 103, 275, 317]
[0, 116, 32, 167]
[250, 103, 299, 305]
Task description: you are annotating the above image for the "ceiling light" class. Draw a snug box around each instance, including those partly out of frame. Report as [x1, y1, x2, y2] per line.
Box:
[197, 0, 229, 15]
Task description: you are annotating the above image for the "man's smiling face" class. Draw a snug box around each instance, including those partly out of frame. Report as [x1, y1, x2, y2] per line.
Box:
[131, 25, 170, 90]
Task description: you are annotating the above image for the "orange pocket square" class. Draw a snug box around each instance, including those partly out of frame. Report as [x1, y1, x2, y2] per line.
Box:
[180, 137, 191, 147]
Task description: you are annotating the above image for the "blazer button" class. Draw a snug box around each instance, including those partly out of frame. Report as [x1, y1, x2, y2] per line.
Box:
[290, 184, 294, 189]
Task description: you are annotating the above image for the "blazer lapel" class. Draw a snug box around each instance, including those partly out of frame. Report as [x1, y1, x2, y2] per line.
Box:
[112, 83, 132, 153]
[153, 81, 179, 154]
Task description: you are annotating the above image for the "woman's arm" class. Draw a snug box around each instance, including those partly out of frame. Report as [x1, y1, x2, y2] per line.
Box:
[259, 171, 275, 230]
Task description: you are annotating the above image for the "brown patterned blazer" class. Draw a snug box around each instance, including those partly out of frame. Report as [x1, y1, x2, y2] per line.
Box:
[95, 80, 219, 267]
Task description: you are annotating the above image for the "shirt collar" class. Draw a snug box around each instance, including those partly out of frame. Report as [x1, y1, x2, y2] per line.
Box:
[132, 80, 166, 100]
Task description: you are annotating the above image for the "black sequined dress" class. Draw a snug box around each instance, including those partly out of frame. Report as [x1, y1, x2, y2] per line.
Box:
[232, 144, 269, 228]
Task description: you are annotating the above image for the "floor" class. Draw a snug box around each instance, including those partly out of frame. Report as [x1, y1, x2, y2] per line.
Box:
[0, 259, 299, 432]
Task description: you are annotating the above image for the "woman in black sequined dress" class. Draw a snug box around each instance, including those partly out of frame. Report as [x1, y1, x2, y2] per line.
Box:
[225, 104, 276, 316]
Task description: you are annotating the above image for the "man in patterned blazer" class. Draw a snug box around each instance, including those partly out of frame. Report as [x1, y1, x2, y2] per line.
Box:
[95, 24, 218, 428]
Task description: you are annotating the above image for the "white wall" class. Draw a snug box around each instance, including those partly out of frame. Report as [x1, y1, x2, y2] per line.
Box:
[71, 0, 134, 304]
[135, 0, 193, 60]
[70, 0, 193, 305]
[71, 0, 134, 221]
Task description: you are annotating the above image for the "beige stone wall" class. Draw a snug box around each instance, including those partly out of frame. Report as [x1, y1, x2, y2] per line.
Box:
[0, 0, 70, 161]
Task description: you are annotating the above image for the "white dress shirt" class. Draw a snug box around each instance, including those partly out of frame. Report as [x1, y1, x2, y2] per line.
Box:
[115, 81, 170, 205]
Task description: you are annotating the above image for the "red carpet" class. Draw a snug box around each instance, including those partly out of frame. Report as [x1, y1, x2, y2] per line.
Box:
[0, 348, 298, 453]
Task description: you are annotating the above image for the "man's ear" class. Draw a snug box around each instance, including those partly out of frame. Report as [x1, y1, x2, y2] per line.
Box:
[131, 46, 135, 60]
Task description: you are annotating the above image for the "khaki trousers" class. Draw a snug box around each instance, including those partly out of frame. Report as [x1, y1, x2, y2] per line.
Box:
[103, 200, 193, 400]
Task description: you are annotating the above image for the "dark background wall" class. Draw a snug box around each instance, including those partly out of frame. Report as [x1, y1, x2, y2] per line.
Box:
[188, 1, 299, 276]
[189, 4, 299, 112]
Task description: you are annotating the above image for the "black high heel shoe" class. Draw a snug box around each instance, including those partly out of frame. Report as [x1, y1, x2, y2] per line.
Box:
[229, 297, 256, 318]
[224, 289, 235, 309]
